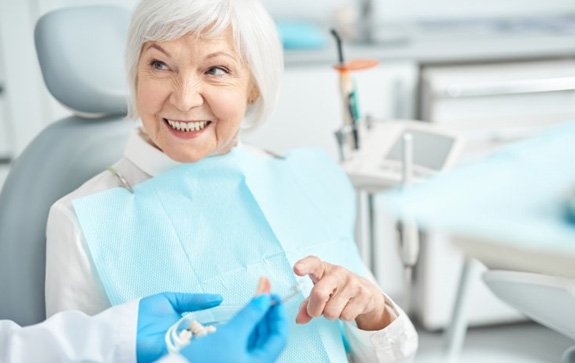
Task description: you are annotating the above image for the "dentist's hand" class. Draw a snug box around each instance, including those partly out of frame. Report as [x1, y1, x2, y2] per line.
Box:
[137, 292, 223, 363]
[294, 256, 395, 331]
[179, 294, 288, 363]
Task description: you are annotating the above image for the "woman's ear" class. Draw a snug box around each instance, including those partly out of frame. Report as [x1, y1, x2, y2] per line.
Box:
[248, 85, 260, 104]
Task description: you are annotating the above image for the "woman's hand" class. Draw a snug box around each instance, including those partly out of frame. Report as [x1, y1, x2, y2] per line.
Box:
[293, 256, 396, 331]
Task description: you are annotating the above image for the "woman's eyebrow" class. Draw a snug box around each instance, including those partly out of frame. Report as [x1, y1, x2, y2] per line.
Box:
[144, 43, 171, 57]
[206, 51, 238, 62]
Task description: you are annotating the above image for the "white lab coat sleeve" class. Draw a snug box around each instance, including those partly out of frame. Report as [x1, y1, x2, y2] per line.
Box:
[0, 299, 138, 363]
[45, 199, 112, 317]
[342, 265, 418, 362]
[344, 294, 418, 363]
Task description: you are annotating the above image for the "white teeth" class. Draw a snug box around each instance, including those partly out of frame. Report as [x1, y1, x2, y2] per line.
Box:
[166, 119, 209, 132]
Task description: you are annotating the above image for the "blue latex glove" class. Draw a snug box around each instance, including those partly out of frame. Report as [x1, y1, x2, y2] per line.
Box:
[179, 294, 288, 363]
[137, 292, 223, 363]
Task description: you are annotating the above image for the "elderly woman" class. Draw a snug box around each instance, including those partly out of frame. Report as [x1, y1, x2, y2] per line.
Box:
[45, 0, 417, 361]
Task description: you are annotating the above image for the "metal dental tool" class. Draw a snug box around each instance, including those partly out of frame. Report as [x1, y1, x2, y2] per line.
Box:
[329, 29, 378, 161]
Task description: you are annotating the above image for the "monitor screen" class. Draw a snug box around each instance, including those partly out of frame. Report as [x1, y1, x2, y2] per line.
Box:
[385, 129, 455, 171]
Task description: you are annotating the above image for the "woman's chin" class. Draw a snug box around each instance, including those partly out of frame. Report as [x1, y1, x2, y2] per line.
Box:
[168, 152, 208, 163]
[159, 146, 208, 163]
[162, 140, 237, 163]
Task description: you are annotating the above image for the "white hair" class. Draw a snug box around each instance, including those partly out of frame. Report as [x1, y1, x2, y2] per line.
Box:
[125, 0, 283, 128]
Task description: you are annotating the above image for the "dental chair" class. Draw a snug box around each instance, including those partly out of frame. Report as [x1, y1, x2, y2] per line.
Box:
[483, 270, 575, 362]
[440, 122, 575, 362]
[0, 5, 134, 326]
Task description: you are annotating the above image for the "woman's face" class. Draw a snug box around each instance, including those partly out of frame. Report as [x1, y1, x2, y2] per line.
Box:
[136, 29, 256, 162]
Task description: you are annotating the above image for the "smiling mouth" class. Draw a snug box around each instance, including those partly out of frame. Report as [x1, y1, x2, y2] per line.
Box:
[164, 118, 212, 132]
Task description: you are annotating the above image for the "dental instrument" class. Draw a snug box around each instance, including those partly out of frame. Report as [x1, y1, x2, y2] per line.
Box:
[165, 279, 305, 353]
[329, 29, 378, 161]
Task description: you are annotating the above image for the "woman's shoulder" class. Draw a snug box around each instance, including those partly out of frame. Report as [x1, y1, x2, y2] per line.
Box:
[49, 157, 144, 215]
[240, 144, 353, 198]
[240, 144, 337, 164]
[238, 144, 278, 158]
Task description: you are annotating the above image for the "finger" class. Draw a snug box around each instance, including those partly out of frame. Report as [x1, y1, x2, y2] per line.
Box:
[248, 314, 268, 350]
[306, 272, 341, 318]
[248, 297, 272, 350]
[322, 289, 353, 321]
[339, 279, 375, 321]
[307, 280, 337, 318]
[226, 294, 272, 340]
[339, 298, 367, 322]
[293, 256, 328, 283]
[295, 298, 312, 324]
[251, 296, 289, 359]
[262, 294, 283, 338]
[163, 293, 223, 314]
[267, 294, 287, 332]
[322, 271, 372, 321]
[250, 294, 281, 350]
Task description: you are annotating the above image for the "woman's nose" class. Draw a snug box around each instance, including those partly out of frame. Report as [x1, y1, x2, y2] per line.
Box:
[170, 75, 204, 111]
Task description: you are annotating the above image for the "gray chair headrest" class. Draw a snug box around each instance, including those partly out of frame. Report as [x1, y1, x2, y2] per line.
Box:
[34, 6, 130, 117]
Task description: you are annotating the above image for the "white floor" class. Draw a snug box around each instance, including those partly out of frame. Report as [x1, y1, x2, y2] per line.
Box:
[415, 321, 574, 363]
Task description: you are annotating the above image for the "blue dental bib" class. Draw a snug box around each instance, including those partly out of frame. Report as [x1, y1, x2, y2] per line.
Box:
[73, 147, 367, 362]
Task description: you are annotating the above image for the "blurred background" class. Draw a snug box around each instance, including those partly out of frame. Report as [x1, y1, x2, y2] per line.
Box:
[1, 0, 575, 361]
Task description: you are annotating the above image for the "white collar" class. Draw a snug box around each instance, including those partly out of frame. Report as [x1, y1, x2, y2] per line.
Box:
[123, 126, 270, 176]
[124, 127, 180, 177]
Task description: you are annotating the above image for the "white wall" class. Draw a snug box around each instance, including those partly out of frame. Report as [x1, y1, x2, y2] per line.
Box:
[0, 34, 11, 160]
[35, 0, 138, 14]
[264, 0, 575, 22]
[0, 0, 50, 156]
[374, 0, 575, 21]
[0, 0, 137, 157]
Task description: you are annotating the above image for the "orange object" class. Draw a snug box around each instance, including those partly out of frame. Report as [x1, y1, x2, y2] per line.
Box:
[330, 29, 377, 151]
[333, 59, 379, 72]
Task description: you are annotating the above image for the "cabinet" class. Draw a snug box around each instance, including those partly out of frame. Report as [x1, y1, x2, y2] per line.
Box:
[421, 59, 575, 162]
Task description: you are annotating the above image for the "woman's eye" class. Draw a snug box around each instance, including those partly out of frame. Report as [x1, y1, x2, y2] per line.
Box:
[206, 66, 229, 76]
[150, 60, 168, 71]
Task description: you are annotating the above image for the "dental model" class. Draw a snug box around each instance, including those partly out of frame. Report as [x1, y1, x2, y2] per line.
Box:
[179, 320, 217, 341]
